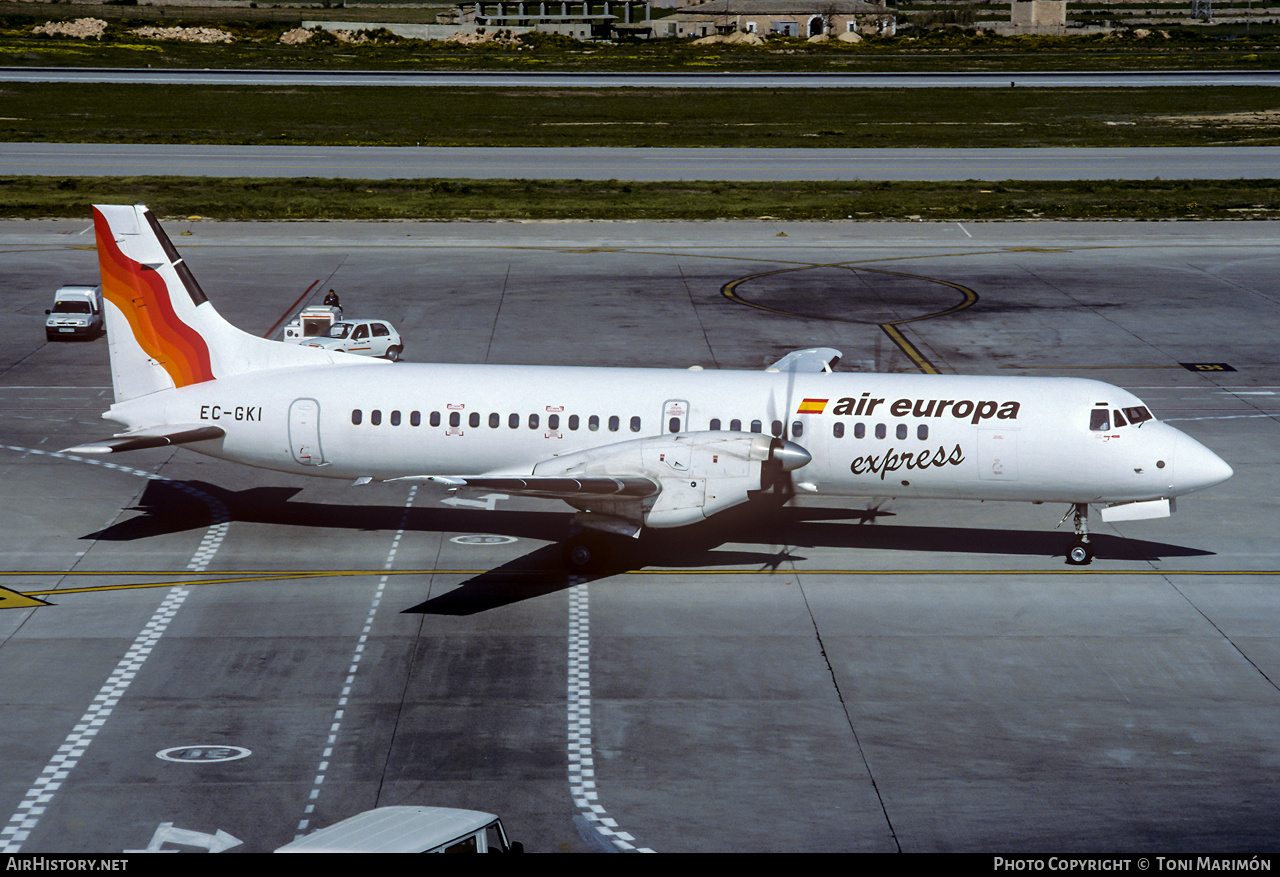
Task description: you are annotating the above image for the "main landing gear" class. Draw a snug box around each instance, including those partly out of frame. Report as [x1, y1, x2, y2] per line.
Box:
[1061, 502, 1094, 566]
[562, 531, 612, 575]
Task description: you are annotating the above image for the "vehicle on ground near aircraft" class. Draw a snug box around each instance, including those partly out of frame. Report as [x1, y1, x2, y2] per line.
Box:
[282, 304, 341, 342]
[44, 284, 104, 341]
[65, 204, 1233, 570]
[274, 805, 521, 853]
[300, 317, 404, 361]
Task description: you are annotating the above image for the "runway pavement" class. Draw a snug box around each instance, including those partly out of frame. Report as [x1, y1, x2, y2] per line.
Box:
[5, 143, 1279, 181]
[0, 218, 1276, 853]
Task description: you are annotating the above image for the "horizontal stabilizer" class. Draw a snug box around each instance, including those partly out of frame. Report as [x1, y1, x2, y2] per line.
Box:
[61, 425, 225, 455]
[766, 347, 842, 373]
[399, 474, 659, 500]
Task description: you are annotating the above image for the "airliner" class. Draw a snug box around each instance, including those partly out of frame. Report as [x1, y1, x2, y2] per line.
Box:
[65, 204, 1234, 571]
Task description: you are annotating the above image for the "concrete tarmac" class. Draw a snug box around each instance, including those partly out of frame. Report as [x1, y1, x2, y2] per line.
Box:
[0, 218, 1276, 853]
[5, 143, 1279, 181]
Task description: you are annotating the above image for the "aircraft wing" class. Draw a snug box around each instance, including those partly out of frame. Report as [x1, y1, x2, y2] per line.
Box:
[394, 474, 659, 501]
[61, 424, 225, 455]
[766, 347, 842, 373]
[385, 430, 809, 531]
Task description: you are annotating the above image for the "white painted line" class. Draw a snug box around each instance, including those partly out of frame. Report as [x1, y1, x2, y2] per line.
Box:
[567, 582, 654, 853]
[293, 485, 418, 839]
[0, 446, 229, 853]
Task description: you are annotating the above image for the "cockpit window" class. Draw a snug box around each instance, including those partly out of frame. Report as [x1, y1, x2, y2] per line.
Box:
[1113, 409, 1128, 428]
[1089, 408, 1110, 432]
[1123, 406, 1153, 425]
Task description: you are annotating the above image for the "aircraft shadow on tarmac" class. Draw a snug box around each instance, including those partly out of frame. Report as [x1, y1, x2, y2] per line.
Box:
[83, 480, 1215, 615]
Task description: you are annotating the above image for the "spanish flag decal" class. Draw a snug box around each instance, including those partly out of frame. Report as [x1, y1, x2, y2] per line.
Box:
[797, 398, 828, 415]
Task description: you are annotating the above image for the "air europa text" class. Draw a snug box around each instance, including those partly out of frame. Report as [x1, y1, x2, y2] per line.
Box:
[832, 395, 1021, 425]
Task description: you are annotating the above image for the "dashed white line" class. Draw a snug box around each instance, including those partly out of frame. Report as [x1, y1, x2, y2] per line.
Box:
[567, 581, 653, 853]
[0, 446, 228, 853]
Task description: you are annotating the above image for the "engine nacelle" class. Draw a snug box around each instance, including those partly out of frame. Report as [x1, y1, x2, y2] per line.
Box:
[533, 431, 810, 529]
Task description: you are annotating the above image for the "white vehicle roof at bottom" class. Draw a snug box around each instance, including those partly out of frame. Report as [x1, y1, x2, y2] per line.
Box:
[274, 806, 510, 853]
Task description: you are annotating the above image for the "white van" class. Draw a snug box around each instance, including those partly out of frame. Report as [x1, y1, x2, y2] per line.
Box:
[45, 285, 104, 341]
[274, 806, 522, 853]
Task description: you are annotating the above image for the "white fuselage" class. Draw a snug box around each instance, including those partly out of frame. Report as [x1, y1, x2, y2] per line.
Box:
[102, 363, 1229, 507]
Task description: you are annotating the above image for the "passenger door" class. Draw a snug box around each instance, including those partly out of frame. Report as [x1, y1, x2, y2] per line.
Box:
[289, 398, 325, 466]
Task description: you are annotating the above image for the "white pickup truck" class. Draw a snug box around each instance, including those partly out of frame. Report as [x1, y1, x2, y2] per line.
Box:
[45, 285, 104, 341]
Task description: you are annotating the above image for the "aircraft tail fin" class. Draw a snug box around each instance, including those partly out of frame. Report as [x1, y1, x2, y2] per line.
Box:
[94, 204, 382, 404]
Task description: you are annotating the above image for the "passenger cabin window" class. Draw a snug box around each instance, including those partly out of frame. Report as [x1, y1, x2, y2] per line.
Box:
[917, 424, 929, 441]
[792, 421, 803, 438]
[569, 415, 579, 431]
[371, 409, 382, 426]
[730, 419, 742, 431]
[549, 414, 560, 430]
[750, 420, 762, 434]
[771, 420, 783, 437]
[875, 423, 886, 440]
[411, 411, 421, 427]
[529, 414, 539, 429]
[1090, 408, 1110, 432]
[509, 413, 520, 429]
[710, 418, 721, 431]
[469, 412, 480, 428]
[854, 423, 865, 439]
[391, 410, 401, 426]
[833, 422, 845, 439]
[608, 416, 620, 432]
[490, 413, 500, 428]
[896, 424, 908, 440]
[351, 409, 362, 425]
[449, 412, 460, 428]
[430, 411, 440, 427]
[589, 415, 600, 432]
[630, 416, 642, 433]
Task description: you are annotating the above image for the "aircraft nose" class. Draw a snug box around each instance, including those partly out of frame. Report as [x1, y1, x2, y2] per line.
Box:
[1174, 432, 1233, 494]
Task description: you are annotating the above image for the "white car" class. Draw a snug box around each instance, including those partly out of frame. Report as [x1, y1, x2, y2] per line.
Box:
[302, 319, 403, 360]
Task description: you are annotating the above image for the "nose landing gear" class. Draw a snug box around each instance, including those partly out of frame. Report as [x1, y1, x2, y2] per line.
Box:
[1061, 502, 1094, 566]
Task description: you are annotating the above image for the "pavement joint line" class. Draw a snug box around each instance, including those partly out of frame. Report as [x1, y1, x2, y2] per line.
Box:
[0, 444, 229, 853]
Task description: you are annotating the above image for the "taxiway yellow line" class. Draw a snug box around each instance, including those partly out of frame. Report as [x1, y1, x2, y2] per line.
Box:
[4, 568, 1278, 604]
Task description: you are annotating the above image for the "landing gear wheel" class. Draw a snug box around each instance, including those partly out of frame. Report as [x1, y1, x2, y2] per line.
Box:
[562, 532, 610, 574]
[1066, 538, 1094, 566]
[1060, 502, 1095, 566]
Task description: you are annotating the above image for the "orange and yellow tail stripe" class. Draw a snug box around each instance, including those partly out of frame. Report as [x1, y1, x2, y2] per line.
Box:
[95, 208, 215, 388]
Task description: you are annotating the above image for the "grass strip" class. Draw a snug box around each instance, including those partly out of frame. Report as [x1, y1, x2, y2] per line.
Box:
[3, 84, 1280, 149]
[2, 15, 1280, 72]
[5, 176, 1277, 221]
